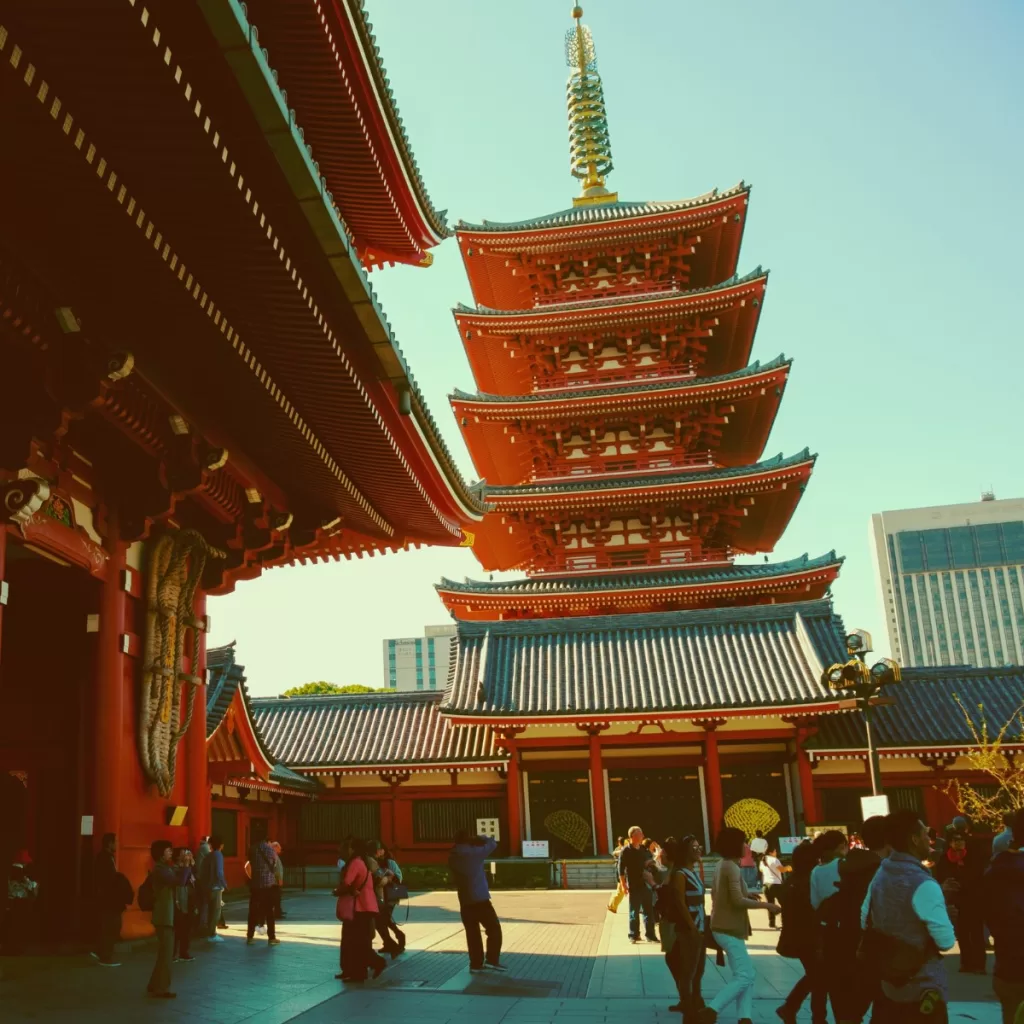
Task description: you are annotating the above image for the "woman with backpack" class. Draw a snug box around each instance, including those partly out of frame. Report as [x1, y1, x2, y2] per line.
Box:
[658, 835, 707, 1024]
[373, 842, 407, 958]
[335, 838, 386, 982]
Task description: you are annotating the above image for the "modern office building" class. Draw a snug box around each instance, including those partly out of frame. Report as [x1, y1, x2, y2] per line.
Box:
[383, 625, 457, 691]
[871, 495, 1024, 667]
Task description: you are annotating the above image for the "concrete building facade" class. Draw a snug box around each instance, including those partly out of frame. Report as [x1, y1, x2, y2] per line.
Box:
[383, 625, 457, 692]
[871, 496, 1024, 667]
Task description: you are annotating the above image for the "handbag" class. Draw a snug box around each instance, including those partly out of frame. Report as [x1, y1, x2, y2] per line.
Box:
[335, 861, 369, 922]
[384, 882, 409, 905]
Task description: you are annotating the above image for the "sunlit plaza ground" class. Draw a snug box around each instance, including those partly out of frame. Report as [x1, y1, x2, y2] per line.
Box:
[0, 890, 1001, 1023]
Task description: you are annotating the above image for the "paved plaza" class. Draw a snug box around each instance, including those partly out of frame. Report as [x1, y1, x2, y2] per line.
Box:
[0, 889, 1002, 1023]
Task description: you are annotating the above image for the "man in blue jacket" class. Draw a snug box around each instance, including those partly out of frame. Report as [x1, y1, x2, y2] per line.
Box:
[201, 835, 228, 941]
[983, 808, 1024, 1024]
[448, 830, 506, 973]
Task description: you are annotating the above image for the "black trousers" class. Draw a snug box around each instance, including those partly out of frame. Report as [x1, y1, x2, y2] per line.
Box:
[872, 993, 948, 1023]
[246, 887, 276, 940]
[375, 903, 405, 951]
[95, 908, 122, 963]
[665, 927, 706, 1019]
[956, 901, 987, 972]
[341, 912, 386, 980]
[460, 899, 502, 969]
[781, 952, 829, 1023]
[763, 884, 782, 927]
[173, 910, 192, 958]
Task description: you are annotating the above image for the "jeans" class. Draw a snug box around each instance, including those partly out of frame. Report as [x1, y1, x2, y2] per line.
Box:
[460, 898, 502, 968]
[993, 977, 1024, 1024]
[709, 932, 755, 1020]
[246, 887, 276, 940]
[665, 926, 706, 1019]
[781, 951, 829, 1023]
[628, 887, 656, 940]
[148, 925, 174, 994]
[206, 890, 224, 937]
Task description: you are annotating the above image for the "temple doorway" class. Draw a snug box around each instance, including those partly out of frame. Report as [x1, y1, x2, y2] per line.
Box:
[607, 767, 704, 845]
[0, 539, 99, 944]
[721, 761, 792, 841]
[525, 770, 595, 857]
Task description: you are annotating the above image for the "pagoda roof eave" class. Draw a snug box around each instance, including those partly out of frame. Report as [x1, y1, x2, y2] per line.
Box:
[242, 0, 449, 264]
[454, 183, 750, 236]
[436, 551, 843, 597]
[450, 354, 790, 409]
[482, 449, 815, 501]
[452, 267, 768, 328]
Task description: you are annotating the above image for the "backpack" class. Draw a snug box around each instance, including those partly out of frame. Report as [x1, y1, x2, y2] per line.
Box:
[137, 875, 154, 912]
[654, 869, 685, 924]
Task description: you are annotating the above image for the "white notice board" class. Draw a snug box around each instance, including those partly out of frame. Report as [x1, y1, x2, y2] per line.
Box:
[521, 840, 549, 859]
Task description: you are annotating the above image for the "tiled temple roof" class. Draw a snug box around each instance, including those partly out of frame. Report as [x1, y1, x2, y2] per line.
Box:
[437, 552, 843, 596]
[250, 691, 504, 771]
[453, 266, 767, 318]
[206, 644, 319, 793]
[443, 600, 848, 719]
[455, 183, 750, 233]
[805, 667, 1024, 754]
[480, 448, 814, 498]
[450, 355, 789, 406]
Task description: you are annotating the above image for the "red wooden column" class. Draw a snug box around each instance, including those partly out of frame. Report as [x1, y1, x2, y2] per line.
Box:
[0, 525, 7, 666]
[185, 592, 210, 847]
[505, 743, 522, 856]
[795, 731, 819, 826]
[588, 731, 609, 855]
[703, 722, 724, 841]
[93, 511, 128, 847]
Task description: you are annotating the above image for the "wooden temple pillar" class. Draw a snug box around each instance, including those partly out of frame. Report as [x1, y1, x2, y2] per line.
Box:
[795, 729, 819, 826]
[93, 510, 128, 847]
[702, 721, 724, 841]
[582, 725, 609, 855]
[0, 525, 7, 666]
[185, 592, 210, 847]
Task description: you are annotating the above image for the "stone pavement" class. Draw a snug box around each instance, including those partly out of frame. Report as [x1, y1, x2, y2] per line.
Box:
[0, 889, 1003, 1023]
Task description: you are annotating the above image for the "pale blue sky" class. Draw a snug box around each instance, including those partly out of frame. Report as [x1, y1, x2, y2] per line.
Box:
[210, 0, 1024, 696]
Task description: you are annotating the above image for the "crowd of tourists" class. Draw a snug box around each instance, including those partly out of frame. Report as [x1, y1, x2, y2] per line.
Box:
[7, 807, 1024, 1021]
[609, 808, 1024, 1024]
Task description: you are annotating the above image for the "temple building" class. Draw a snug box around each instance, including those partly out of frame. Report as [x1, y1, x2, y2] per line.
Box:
[200, 8, 1022, 871]
[0, 0, 481, 940]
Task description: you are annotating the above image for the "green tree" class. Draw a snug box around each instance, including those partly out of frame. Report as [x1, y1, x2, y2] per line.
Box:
[279, 681, 378, 697]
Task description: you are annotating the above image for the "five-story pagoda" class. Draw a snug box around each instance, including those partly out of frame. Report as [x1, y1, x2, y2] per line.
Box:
[439, 7, 841, 622]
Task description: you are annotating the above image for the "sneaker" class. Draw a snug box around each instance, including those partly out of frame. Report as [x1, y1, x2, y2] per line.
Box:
[256, 925, 267, 936]
[88, 952, 99, 961]
[208, 935, 225, 943]
[217, 922, 229, 929]
[628, 936, 639, 943]
[469, 966, 487, 973]
[178, 955, 195, 962]
[485, 962, 508, 972]
[246, 938, 255, 946]
[97, 960, 121, 967]
[268, 939, 281, 946]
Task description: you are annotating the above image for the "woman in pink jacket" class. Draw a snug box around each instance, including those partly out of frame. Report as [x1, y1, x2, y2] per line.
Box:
[336, 839, 386, 982]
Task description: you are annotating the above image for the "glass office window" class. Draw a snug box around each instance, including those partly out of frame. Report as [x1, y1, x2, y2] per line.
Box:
[904, 576, 923, 662]
[948, 527, 977, 569]
[976, 524, 1004, 566]
[942, 575, 963, 663]
[898, 532, 925, 572]
[922, 531, 951, 570]
[1003, 522, 1024, 563]
[956, 573, 978, 664]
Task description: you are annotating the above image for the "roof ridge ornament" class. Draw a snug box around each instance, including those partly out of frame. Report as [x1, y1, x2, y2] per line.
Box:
[566, 7, 618, 207]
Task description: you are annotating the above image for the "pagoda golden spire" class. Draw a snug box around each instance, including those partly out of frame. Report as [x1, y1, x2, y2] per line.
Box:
[565, 5, 617, 207]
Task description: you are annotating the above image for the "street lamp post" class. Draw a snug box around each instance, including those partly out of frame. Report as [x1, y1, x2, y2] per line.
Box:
[821, 630, 901, 797]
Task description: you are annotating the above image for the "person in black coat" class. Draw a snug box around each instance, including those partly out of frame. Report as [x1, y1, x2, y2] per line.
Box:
[775, 841, 828, 1024]
[91, 833, 133, 967]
